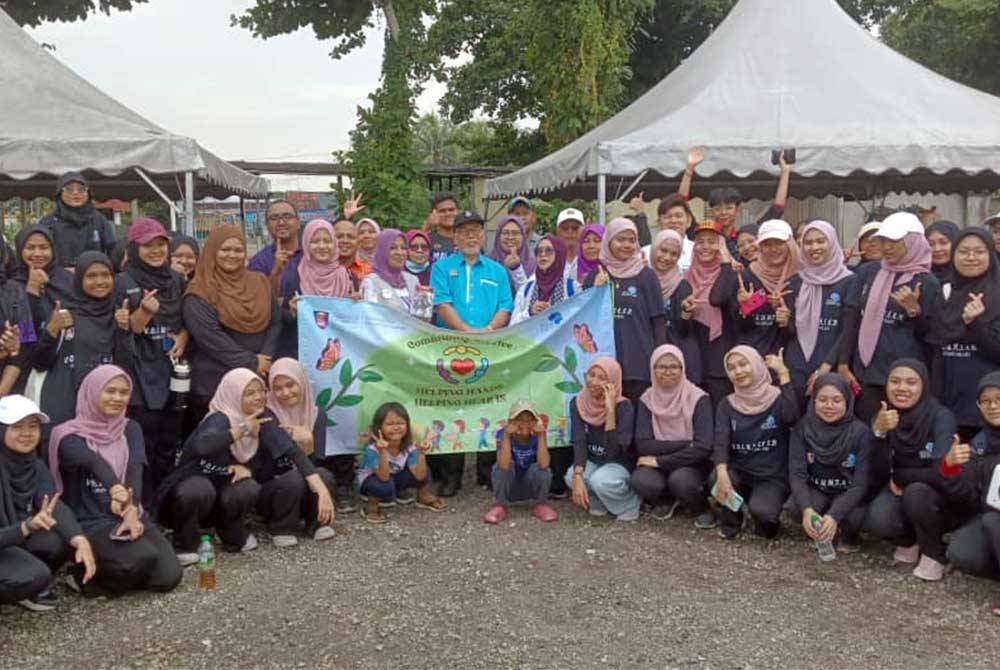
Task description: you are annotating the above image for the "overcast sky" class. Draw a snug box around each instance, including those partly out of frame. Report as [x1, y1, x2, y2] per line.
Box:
[26, 0, 446, 189]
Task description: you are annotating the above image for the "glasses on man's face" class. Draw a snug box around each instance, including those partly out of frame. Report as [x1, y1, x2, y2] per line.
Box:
[267, 213, 297, 223]
[63, 185, 88, 195]
[409, 243, 429, 252]
[979, 397, 1000, 409]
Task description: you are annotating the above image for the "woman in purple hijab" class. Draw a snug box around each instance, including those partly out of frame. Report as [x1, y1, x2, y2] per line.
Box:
[489, 215, 535, 294]
[576, 223, 605, 283]
[510, 235, 578, 325]
[360, 229, 425, 319]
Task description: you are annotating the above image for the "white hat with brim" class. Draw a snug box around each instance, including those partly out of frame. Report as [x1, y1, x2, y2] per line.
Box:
[858, 221, 881, 239]
[756, 219, 793, 243]
[557, 208, 584, 227]
[875, 212, 924, 241]
[0, 395, 50, 425]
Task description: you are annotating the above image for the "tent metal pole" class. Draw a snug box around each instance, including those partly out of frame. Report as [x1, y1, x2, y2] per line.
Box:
[134, 168, 182, 219]
[184, 172, 195, 237]
[597, 174, 607, 225]
[617, 169, 649, 203]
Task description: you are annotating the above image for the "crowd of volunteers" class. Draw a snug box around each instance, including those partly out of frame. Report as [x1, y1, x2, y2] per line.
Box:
[2, 158, 1000, 620]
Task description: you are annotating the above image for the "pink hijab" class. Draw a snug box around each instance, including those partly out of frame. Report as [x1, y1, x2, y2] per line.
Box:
[795, 220, 852, 359]
[574, 357, 627, 426]
[858, 231, 932, 366]
[298, 219, 354, 297]
[209, 368, 266, 464]
[48, 365, 132, 494]
[725, 346, 781, 415]
[750, 224, 799, 294]
[684, 230, 725, 341]
[356, 218, 381, 263]
[599, 218, 645, 279]
[650, 230, 684, 299]
[267, 357, 318, 431]
[640, 345, 707, 440]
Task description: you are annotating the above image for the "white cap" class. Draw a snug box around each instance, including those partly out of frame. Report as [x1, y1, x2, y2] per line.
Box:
[756, 219, 793, 243]
[557, 208, 584, 227]
[858, 221, 881, 239]
[0, 395, 50, 425]
[875, 212, 924, 241]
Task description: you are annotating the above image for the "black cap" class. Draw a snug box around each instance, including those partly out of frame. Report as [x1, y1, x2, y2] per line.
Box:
[57, 171, 88, 193]
[507, 196, 532, 212]
[453, 209, 485, 228]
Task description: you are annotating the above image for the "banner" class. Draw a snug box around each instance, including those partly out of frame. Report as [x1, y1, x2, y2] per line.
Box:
[298, 287, 615, 456]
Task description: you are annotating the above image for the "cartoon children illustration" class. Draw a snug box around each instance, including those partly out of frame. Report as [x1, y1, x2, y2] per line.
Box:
[450, 419, 467, 452]
[476, 417, 491, 451]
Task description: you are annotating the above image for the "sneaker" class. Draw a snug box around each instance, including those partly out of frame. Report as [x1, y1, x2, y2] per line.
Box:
[272, 534, 299, 549]
[176, 552, 200, 567]
[893, 543, 920, 564]
[650, 500, 679, 521]
[395, 490, 415, 505]
[913, 555, 947, 582]
[63, 573, 82, 594]
[835, 534, 861, 554]
[717, 526, 740, 540]
[313, 526, 336, 541]
[335, 496, 358, 514]
[35, 589, 58, 608]
[694, 512, 717, 530]
[549, 490, 569, 500]
[616, 507, 640, 522]
[483, 504, 507, 525]
[241, 533, 259, 553]
[532, 503, 558, 522]
[588, 496, 608, 517]
[17, 595, 55, 612]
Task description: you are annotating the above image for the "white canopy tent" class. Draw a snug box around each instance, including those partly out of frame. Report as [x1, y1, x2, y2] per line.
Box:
[0, 8, 270, 234]
[485, 0, 1000, 222]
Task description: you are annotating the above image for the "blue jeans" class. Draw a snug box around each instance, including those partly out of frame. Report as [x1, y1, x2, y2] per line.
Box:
[563, 461, 639, 517]
[360, 469, 428, 502]
[492, 463, 551, 506]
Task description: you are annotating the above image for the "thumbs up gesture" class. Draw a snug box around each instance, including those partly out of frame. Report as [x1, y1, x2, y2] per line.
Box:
[891, 281, 922, 317]
[873, 401, 899, 435]
[46, 300, 74, 337]
[945, 434, 972, 468]
[115, 299, 131, 330]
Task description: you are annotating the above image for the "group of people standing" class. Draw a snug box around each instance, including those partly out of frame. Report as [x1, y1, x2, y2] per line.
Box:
[2, 161, 1000, 619]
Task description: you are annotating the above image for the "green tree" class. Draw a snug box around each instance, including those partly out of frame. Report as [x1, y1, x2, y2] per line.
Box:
[1, 0, 146, 26]
[414, 113, 462, 165]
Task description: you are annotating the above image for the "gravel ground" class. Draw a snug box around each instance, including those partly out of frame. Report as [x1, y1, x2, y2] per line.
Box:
[2, 482, 1000, 670]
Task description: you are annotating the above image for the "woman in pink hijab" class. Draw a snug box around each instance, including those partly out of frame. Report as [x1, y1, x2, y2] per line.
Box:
[713, 346, 800, 540]
[49, 365, 182, 596]
[582, 217, 666, 405]
[631, 345, 714, 526]
[836, 212, 939, 422]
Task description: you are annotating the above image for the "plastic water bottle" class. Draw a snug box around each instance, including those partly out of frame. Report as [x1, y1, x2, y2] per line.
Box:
[197, 534, 216, 592]
[811, 513, 837, 562]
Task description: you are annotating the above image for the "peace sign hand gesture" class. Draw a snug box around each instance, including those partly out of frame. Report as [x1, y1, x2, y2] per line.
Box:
[374, 430, 390, 452]
[27, 493, 60, 532]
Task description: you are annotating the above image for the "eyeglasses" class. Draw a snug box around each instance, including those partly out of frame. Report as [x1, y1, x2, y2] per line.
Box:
[500, 231, 523, 238]
[267, 213, 298, 223]
[955, 247, 989, 258]
[536, 247, 555, 257]
[979, 398, 1000, 409]
[654, 364, 683, 372]
[409, 243, 429, 252]
[62, 185, 88, 194]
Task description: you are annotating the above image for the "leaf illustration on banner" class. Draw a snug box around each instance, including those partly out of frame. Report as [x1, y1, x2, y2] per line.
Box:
[335, 395, 363, 407]
[554, 381, 582, 394]
[316, 388, 332, 409]
[564, 346, 577, 374]
[533, 355, 560, 372]
[339, 359, 354, 387]
[326, 417, 337, 427]
[358, 369, 384, 383]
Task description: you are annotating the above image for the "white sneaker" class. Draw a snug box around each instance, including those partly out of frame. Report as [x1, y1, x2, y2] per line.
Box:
[176, 552, 199, 567]
[913, 555, 948, 581]
[17, 597, 55, 612]
[272, 534, 298, 548]
[616, 508, 640, 522]
[313, 526, 336, 541]
[893, 543, 920, 564]
[241, 533, 259, 553]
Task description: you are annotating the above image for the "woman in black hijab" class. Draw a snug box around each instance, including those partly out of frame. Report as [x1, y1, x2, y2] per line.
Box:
[29, 252, 134, 426]
[0, 242, 32, 396]
[35, 172, 117, 267]
[863, 359, 966, 581]
[788, 374, 872, 552]
[931, 228, 1000, 440]
[169, 234, 200, 281]
[942, 372, 1000, 615]
[925, 220, 961, 286]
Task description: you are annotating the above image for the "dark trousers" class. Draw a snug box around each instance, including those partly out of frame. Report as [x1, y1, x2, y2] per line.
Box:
[864, 484, 971, 562]
[165, 475, 259, 551]
[492, 463, 551, 506]
[948, 512, 1000, 579]
[631, 463, 709, 514]
[549, 446, 574, 495]
[702, 377, 733, 408]
[300, 467, 335, 531]
[0, 545, 51, 604]
[622, 380, 647, 409]
[718, 469, 789, 538]
[360, 468, 427, 502]
[184, 396, 211, 442]
[317, 454, 357, 500]
[428, 453, 464, 491]
[256, 470, 307, 534]
[129, 405, 182, 516]
[80, 522, 182, 597]
[856, 384, 884, 425]
[789, 488, 868, 538]
[23, 528, 73, 571]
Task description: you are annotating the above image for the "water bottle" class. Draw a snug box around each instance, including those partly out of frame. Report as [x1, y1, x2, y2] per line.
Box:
[811, 513, 837, 562]
[170, 360, 191, 411]
[197, 534, 216, 592]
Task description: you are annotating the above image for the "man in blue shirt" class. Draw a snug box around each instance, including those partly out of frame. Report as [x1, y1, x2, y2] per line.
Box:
[429, 210, 513, 496]
[248, 199, 300, 291]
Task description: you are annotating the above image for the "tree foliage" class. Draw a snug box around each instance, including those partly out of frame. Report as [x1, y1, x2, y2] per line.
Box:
[2, 0, 146, 27]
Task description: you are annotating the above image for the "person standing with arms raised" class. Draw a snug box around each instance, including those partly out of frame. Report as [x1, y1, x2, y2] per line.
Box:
[430, 210, 513, 497]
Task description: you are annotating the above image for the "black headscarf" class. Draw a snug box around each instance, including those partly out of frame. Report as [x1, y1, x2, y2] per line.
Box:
[799, 374, 869, 465]
[886, 359, 939, 451]
[0, 425, 40, 521]
[933, 228, 1000, 344]
[926, 220, 961, 283]
[12, 225, 74, 305]
[69, 252, 117, 387]
[976, 372, 1000, 458]
[169, 235, 200, 280]
[125, 242, 185, 332]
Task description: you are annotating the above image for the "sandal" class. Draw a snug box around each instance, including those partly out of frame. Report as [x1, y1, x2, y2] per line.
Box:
[415, 496, 447, 513]
[361, 499, 387, 524]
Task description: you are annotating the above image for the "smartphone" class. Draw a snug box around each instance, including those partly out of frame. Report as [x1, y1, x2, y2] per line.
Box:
[739, 289, 769, 317]
[109, 530, 132, 542]
[711, 481, 744, 512]
[771, 148, 797, 165]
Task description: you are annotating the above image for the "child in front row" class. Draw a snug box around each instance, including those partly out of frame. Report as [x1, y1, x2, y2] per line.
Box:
[357, 403, 447, 523]
[484, 400, 558, 524]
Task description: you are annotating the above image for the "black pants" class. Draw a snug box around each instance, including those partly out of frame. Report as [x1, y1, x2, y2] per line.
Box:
[428, 453, 464, 491]
[948, 512, 1000, 579]
[129, 405, 182, 515]
[299, 467, 335, 531]
[549, 446, 574, 496]
[856, 383, 884, 425]
[702, 377, 733, 408]
[864, 484, 971, 563]
[184, 396, 212, 441]
[80, 522, 182, 597]
[717, 469, 788, 538]
[164, 475, 259, 551]
[256, 470, 307, 535]
[631, 463, 709, 514]
[316, 454, 357, 501]
[0, 545, 50, 604]
[476, 451, 496, 487]
[788, 488, 868, 539]
[621, 380, 647, 409]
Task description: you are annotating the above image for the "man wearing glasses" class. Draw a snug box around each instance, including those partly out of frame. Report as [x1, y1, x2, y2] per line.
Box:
[38, 171, 117, 268]
[248, 200, 301, 288]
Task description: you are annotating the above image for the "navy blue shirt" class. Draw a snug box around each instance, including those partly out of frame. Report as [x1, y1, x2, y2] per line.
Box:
[662, 280, 703, 385]
[784, 274, 855, 390]
[789, 419, 872, 522]
[502, 434, 539, 472]
[713, 383, 800, 481]
[570, 400, 635, 467]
